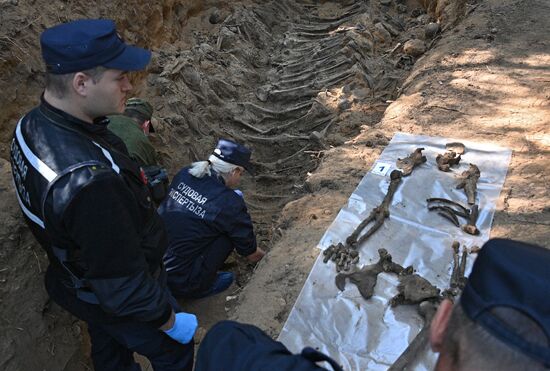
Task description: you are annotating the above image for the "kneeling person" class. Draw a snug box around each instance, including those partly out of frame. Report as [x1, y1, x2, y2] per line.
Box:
[159, 139, 265, 299]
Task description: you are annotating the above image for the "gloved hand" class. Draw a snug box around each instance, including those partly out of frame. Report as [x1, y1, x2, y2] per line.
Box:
[234, 189, 243, 197]
[163, 312, 198, 344]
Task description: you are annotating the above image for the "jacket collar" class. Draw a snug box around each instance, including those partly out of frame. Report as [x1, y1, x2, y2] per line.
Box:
[39, 94, 111, 137]
[39, 94, 129, 154]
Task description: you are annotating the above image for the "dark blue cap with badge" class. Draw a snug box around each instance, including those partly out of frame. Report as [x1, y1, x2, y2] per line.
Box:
[213, 139, 254, 175]
[460, 238, 550, 367]
[40, 19, 151, 74]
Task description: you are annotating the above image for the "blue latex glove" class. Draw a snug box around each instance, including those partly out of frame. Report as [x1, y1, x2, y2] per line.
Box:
[234, 189, 243, 197]
[163, 312, 198, 344]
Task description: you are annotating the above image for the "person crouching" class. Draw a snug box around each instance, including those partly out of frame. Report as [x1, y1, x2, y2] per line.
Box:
[159, 139, 265, 299]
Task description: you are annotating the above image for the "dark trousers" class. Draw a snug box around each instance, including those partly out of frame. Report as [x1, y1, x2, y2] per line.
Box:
[168, 235, 233, 298]
[45, 268, 194, 371]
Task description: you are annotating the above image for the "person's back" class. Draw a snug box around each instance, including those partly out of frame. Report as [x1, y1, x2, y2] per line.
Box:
[159, 139, 265, 299]
[160, 165, 255, 278]
[108, 97, 158, 167]
[108, 114, 157, 166]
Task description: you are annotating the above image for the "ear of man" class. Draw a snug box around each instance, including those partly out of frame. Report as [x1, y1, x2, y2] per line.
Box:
[72, 72, 92, 97]
[430, 299, 454, 353]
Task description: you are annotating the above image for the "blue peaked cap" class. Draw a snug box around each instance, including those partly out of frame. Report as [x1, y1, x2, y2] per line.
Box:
[40, 19, 151, 74]
[461, 238, 550, 367]
[213, 139, 254, 175]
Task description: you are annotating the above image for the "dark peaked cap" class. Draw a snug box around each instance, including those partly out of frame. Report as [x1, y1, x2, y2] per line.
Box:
[461, 238, 550, 367]
[40, 19, 151, 74]
[213, 139, 254, 175]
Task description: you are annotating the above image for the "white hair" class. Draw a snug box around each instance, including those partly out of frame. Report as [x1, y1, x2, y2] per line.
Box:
[188, 154, 240, 179]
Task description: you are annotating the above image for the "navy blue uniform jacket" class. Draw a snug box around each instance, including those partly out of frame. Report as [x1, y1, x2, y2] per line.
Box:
[158, 167, 257, 283]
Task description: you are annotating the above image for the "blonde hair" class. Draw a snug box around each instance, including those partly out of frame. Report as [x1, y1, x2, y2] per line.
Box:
[188, 154, 240, 179]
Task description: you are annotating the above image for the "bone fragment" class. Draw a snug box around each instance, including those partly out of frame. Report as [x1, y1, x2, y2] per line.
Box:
[461, 204, 480, 235]
[445, 142, 465, 154]
[346, 170, 403, 249]
[335, 248, 402, 299]
[389, 274, 441, 307]
[436, 151, 461, 172]
[456, 164, 480, 204]
[396, 148, 427, 176]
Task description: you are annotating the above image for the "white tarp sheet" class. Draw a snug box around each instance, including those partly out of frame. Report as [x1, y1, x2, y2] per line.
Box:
[278, 132, 512, 370]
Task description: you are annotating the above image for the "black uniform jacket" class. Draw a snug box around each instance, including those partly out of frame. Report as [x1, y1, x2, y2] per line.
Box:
[9, 97, 171, 326]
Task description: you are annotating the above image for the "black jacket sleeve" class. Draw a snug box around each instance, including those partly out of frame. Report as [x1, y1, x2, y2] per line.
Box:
[60, 169, 172, 326]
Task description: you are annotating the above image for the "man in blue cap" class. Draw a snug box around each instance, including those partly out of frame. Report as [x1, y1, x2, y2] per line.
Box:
[9, 19, 196, 370]
[430, 238, 549, 370]
[158, 138, 265, 299]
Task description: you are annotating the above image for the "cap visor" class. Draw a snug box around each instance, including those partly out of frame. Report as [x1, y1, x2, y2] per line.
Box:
[103, 45, 151, 71]
[245, 163, 255, 176]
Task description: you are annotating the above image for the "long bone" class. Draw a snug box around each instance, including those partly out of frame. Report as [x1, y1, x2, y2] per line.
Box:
[302, 8, 364, 24]
[278, 45, 345, 72]
[456, 164, 480, 205]
[283, 34, 347, 55]
[346, 170, 403, 249]
[275, 58, 353, 88]
[238, 101, 313, 120]
[237, 100, 332, 133]
[267, 71, 355, 103]
[233, 112, 333, 137]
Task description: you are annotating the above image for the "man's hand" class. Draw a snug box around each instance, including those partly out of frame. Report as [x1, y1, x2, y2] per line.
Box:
[161, 312, 198, 344]
[247, 247, 265, 263]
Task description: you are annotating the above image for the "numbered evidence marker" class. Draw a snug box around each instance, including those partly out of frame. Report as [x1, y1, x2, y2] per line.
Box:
[371, 161, 392, 176]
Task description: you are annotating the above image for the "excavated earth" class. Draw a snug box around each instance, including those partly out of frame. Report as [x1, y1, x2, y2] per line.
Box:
[0, 0, 548, 369]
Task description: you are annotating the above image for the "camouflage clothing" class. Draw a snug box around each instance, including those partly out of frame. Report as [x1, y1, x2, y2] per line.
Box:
[108, 114, 158, 167]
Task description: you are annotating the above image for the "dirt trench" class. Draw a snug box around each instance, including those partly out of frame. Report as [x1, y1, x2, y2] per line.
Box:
[5, 0, 536, 369]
